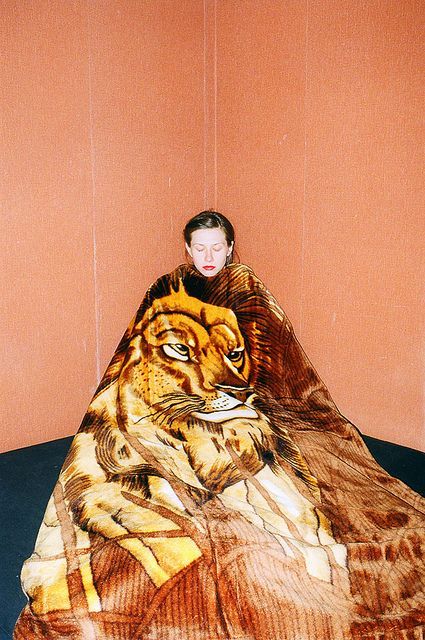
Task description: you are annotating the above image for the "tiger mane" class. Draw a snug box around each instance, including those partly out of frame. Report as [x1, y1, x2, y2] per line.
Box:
[93, 263, 288, 398]
[83, 265, 324, 504]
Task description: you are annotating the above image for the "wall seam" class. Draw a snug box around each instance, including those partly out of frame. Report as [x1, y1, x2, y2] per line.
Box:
[86, 2, 101, 383]
[213, 0, 217, 207]
[203, 0, 218, 209]
[203, 0, 208, 208]
[299, 0, 310, 337]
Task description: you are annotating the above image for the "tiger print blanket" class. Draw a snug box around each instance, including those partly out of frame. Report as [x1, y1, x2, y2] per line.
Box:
[14, 263, 425, 640]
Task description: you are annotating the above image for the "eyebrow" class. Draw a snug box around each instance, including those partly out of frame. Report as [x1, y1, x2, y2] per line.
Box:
[193, 242, 225, 248]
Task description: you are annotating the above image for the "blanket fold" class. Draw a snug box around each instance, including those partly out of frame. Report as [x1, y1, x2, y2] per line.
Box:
[14, 263, 425, 640]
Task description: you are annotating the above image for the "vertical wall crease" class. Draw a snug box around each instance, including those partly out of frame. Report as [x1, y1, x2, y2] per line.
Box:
[299, 0, 310, 338]
[86, 1, 101, 384]
[203, 0, 218, 208]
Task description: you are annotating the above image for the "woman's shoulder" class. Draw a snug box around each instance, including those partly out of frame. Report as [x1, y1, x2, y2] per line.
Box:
[227, 262, 255, 276]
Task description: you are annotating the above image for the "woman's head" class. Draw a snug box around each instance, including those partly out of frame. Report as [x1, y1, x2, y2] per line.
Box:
[184, 211, 235, 278]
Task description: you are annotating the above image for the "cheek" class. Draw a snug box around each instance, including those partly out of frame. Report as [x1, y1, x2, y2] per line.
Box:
[192, 252, 204, 265]
[217, 253, 228, 267]
[145, 359, 193, 393]
[241, 358, 251, 380]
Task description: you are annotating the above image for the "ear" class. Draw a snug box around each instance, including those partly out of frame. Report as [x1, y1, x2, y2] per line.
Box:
[185, 243, 193, 257]
[227, 242, 234, 256]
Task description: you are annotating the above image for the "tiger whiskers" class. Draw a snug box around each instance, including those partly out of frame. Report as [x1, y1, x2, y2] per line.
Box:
[167, 403, 203, 426]
[156, 394, 205, 428]
[132, 393, 205, 429]
[132, 398, 190, 424]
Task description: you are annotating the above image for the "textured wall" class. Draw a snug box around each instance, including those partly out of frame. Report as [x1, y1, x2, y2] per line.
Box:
[1, 0, 206, 451]
[216, 0, 424, 451]
[1, 0, 423, 452]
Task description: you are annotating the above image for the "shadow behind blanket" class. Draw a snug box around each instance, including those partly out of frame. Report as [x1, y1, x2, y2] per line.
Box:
[14, 264, 425, 639]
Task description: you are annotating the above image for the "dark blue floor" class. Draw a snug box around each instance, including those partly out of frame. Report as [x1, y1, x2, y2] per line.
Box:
[0, 437, 72, 640]
[0, 434, 423, 640]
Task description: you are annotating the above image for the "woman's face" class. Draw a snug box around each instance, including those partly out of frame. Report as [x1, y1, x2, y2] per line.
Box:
[186, 227, 233, 278]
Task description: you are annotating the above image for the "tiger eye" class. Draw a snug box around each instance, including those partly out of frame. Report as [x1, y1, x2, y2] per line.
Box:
[162, 343, 190, 362]
[227, 350, 243, 361]
[174, 344, 189, 354]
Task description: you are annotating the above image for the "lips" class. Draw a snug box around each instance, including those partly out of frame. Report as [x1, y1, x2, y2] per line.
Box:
[202, 265, 215, 271]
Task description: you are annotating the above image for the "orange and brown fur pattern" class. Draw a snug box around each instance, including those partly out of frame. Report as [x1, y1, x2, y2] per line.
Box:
[15, 266, 425, 639]
[21, 281, 347, 619]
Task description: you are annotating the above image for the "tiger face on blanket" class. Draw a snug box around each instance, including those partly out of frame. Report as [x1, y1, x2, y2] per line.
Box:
[22, 283, 347, 615]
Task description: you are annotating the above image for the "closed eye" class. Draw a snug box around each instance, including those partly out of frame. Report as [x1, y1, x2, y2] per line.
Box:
[162, 343, 190, 362]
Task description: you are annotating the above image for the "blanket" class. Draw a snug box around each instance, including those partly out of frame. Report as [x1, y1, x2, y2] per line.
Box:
[14, 263, 425, 640]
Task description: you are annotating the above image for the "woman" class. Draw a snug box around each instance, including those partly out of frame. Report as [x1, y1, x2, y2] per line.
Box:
[15, 212, 425, 640]
[184, 210, 235, 277]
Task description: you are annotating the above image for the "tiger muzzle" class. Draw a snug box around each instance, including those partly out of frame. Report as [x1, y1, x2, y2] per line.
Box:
[215, 383, 254, 405]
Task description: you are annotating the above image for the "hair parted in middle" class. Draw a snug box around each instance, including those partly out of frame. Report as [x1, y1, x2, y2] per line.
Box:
[183, 210, 236, 264]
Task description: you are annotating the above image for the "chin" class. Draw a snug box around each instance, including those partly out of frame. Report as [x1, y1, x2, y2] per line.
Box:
[195, 265, 225, 277]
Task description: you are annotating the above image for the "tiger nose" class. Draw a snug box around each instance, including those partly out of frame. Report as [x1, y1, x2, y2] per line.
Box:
[215, 383, 254, 404]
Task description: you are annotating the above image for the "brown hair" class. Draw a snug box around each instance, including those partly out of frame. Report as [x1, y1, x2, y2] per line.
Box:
[183, 210, 235, 263]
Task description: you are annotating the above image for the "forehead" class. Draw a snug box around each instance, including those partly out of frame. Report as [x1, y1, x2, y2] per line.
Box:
[140, 288, 244, 347]
[189, 227, 228, 246]
[147, 313, 243, 349]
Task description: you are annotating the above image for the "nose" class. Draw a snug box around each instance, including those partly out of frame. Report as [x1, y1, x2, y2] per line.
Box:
[205, 246, 213, 262]
[215, 383, 254, 404]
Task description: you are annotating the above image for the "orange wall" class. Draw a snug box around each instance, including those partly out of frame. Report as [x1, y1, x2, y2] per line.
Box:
[217, 0, 424, 451]
[2, 1, 423, 452]
[1, 0, 206, 452]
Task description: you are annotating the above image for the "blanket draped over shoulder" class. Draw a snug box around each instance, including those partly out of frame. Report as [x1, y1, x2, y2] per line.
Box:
[15, 264, 425, 640]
